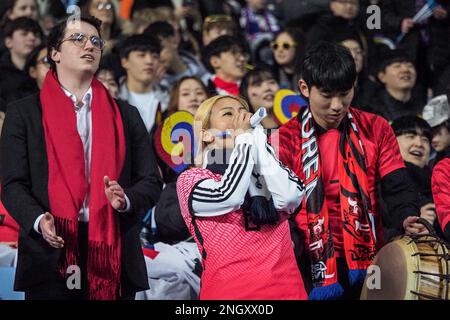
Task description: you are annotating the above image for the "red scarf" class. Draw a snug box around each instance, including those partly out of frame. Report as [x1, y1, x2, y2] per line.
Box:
[40, 72, 125, 300]
[213, 76, 240, 96]
[301, 108, 377, 299]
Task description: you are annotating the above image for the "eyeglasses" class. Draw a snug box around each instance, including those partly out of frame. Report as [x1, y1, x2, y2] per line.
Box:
[270, 41, 297, 51]
[95, 2, 113, 10]
[59, 32, 106, 51]
[37, 56, 50, 66]
[229, 48, 250, 60]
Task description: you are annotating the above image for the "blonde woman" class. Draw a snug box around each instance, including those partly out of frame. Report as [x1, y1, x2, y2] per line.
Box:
[176, 95, 307, 300]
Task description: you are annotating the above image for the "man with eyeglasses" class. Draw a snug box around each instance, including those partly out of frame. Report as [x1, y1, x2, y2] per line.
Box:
[0, 15, 162, 300]
[202, 35, 250, 96]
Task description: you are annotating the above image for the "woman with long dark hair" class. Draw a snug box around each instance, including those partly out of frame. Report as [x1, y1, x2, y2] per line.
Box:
[270, 27, 306, 92]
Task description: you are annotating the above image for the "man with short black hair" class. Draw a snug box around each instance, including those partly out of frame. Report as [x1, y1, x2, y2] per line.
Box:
[202, 35, 249, 96]
[372, 49, 426, 122]
[118, 33, 169, 133]
[272, 41, 424, 300]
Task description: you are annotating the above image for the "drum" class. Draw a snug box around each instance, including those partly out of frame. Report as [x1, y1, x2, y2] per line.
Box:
[361, 219, 449, 300]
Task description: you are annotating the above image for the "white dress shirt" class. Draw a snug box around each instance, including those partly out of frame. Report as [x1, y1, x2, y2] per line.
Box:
[34, 86, 130, 233]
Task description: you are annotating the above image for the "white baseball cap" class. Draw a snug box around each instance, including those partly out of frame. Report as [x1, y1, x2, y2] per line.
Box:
[422, 95, 450, 128]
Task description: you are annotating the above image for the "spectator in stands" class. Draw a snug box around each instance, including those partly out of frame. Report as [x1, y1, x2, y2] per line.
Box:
[307, 0, 367, 51]
[371, 49, 426, 122]
[1, 14, 162, 300]
[201, 14, 236, 46]
[0, 0, 39, 27]
[167, 76, 209, 116]
[422, 94, 450, 167]
[239, 0, 280, 59]
[239, 65, 280, 129]
[96, 58, 119, 99]
[80, 0, 122, 54]
[386, 116, 437, 240]
[144, 21, 207, 92]
[380, 0, 448, 66]
[152, 76, 210, 184]
[270, 27, 305, 92]
[0, 17, 43, 107]
[202, 35, 250, 96]
[22, 43, 49, 94]
[273, 42, 424, 299]
[118, 34, 169, 133]
[129, 2, 201, 57]
[177, 95, 308, 299]
[334, 32, 376, 111]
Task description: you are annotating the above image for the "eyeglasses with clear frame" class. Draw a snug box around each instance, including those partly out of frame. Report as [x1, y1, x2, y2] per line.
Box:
[95, 2, 113, 11]
[59, 32, 106, 51]
[229, 48, 250, 61]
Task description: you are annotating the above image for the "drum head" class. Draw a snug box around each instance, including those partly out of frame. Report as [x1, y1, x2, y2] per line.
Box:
[361, 238, 417, 300]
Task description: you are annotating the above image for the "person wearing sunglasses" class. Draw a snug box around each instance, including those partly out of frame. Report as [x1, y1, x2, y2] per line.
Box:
[270, 27, 305, 92]
[1, 15, 162, 300]
[79, 0, 121, 54]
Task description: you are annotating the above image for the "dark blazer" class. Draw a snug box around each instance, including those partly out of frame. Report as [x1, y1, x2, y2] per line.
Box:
[0, 93, 163, 293]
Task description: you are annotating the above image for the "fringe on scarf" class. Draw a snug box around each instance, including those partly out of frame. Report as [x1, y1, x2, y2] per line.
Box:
[87, 240, 121, 300]
[54, 217, 79, 278]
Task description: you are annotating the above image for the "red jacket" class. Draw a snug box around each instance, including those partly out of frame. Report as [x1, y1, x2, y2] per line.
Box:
[270, 108, 405, 249]
[432, 157, 450, 240]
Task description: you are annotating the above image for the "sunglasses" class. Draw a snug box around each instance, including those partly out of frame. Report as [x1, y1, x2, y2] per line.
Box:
[59, 32, 106, 51]
[270, 41, 297, 51]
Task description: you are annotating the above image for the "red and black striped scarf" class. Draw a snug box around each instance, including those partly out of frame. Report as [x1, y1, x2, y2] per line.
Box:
[301, 108, 377, 299]
[41, 71, 125, 299]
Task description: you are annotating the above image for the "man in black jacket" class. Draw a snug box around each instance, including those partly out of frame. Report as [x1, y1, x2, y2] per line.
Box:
[0, 15, 162, 300]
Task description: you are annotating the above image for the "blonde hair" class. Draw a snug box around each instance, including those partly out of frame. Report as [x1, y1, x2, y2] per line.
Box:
[193, 95, 249, 167]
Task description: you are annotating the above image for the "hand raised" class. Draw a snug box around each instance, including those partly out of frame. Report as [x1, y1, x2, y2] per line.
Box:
[104, 176, 126, 211]
[39, 212, 64, 248]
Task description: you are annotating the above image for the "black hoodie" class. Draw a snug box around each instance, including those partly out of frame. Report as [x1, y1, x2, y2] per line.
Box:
[0, 52, 37, 110]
